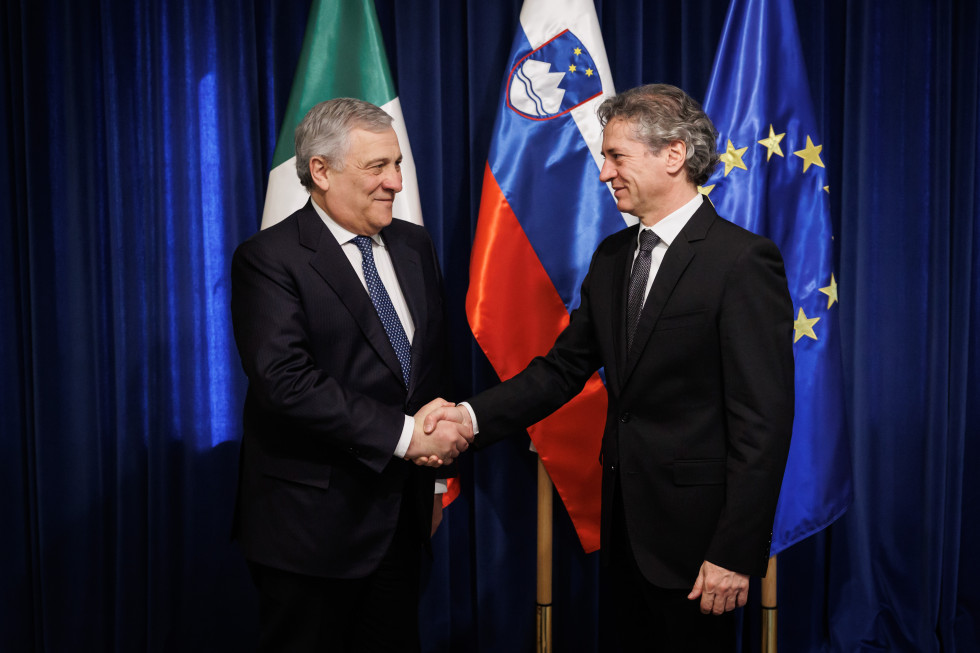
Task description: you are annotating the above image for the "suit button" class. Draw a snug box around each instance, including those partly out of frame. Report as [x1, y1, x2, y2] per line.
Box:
[620, 413, 631, 423]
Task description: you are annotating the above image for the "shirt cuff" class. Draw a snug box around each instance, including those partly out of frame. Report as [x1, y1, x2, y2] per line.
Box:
[394, 415, 414, 459]
[459, 402, 479, 434]
[434, 480, 448, 494]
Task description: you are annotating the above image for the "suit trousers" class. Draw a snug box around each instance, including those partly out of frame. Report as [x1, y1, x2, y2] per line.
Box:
[609, 476, 735, 653]
[248, 490, 422, 653]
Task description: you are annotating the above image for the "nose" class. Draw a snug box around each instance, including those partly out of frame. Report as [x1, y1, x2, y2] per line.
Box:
[599, 159, 615, 183]
[382, 168, 403, 193]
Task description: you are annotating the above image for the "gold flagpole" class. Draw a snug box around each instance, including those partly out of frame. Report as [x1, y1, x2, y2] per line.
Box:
[761, 555, 777, 653]
[536, 458, 553, 653]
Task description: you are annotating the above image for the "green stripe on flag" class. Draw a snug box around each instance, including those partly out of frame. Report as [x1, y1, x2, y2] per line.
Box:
[270, 0, 398, 169]
[262, 0, 422, 229]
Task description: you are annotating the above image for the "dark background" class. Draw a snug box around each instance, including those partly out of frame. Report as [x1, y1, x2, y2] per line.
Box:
[2, 0, 978, 651]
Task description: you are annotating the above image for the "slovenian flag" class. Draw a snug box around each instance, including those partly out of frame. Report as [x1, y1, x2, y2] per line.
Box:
[702, 0, 853, 555]
[261, 0, 422, 229]
[467, 0, 622, 553]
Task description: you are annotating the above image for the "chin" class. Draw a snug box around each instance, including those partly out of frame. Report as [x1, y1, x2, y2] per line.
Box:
[372, 214, 394, 230]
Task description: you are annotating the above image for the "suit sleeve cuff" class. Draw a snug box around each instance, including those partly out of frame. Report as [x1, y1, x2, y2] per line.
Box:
[394, 415, 414, 459]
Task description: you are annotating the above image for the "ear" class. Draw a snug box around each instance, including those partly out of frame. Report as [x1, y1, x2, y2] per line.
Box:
[664, 140, 687, 174]
[309, 156, 330, 192]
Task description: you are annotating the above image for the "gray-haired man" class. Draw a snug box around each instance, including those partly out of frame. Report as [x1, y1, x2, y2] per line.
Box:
[231, 98, 469, 652]
[426, 84, 794, 651]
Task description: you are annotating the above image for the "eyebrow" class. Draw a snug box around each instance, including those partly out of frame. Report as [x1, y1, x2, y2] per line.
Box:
[362, 156, 402, 167]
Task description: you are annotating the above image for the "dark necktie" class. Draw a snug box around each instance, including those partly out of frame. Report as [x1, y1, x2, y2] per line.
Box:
[626, 229, 660, 351]
[352, 236, 412, 387]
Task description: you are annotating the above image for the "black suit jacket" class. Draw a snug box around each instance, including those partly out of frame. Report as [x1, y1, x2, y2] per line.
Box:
[469, 199, 794, 588]
[230, 200, 450, 579]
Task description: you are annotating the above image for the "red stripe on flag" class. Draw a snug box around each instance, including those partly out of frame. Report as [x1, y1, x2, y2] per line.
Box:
[467, 164, 604, 553]
[441, 476, 461, 509]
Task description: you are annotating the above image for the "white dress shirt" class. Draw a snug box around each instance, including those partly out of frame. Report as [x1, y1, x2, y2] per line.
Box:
[633, 193, 703, 305]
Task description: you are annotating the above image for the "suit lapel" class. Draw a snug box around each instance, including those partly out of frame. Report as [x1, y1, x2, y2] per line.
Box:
[382, 226, 425, 396]
[301, 204, 406, 386]
[620, 201, 715, 387]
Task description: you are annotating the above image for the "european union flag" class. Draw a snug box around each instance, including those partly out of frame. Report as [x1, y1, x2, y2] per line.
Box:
[703, 0, 853, 555]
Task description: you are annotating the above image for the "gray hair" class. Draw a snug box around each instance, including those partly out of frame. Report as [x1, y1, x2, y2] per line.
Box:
[597, 84, 720, 187]
[294, 98, 394, 190]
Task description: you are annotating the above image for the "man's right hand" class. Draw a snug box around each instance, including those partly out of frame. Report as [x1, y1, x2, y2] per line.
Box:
[406, 398, 473, 467]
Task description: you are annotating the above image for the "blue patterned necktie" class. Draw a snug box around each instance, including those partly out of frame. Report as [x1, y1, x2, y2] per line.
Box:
[352, 236, 412, 387]
[626, 229, 660, 352]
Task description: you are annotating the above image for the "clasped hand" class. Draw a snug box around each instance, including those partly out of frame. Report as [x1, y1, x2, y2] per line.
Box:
[406, 398, 473, 467]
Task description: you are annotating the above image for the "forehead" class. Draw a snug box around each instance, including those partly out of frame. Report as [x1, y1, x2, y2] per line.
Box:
[601, 118, 642, 151]
[346, 127, 401, 161]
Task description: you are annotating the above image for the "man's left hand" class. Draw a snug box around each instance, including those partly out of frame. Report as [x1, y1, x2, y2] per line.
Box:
[687, 560, 749, 614]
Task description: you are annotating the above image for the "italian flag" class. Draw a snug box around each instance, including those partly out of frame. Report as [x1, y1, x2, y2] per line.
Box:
[261, 0, 423, 229]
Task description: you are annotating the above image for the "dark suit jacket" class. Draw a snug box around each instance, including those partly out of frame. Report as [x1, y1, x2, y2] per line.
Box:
[230, 200, 450, 579]
[469, 199, 794, 588]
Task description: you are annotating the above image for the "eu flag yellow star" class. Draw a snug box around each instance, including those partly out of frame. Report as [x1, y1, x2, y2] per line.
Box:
[793, 307, 820, 343]
[757, 124, 785, 160]
[819, 274, 838, 308]
[719, 139, 748, 176]
[698, 184, 715, 196]
[794, 136, 825, 172]
[574, 47, 582, 55]
[569, 64, 577, 72]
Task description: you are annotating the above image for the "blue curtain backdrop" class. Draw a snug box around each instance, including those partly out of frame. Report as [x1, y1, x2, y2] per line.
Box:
[2, 0, 978, 651]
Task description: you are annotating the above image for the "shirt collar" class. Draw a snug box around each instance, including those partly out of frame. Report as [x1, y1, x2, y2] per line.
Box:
[638, 193, 703, 248]
[310, 199, 384, 248]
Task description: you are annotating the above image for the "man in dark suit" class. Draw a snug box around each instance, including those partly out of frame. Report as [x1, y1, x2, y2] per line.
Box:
[425, 84, 794, 651]
[230, 98, 471, 652]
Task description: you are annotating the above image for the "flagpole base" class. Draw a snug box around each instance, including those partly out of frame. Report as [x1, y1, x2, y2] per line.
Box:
[536, 603, 552, 653]
[761, 555, 777, 653]
[762, 606, 777, 653]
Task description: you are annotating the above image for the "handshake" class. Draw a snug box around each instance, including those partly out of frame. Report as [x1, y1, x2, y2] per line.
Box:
[405, 398, 473, 467]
